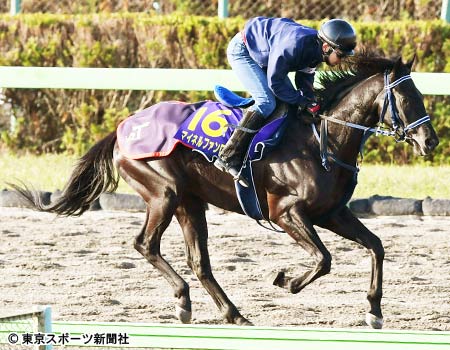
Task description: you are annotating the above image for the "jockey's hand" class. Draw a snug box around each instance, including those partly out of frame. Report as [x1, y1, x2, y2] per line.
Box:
[305, 102, 320, 119]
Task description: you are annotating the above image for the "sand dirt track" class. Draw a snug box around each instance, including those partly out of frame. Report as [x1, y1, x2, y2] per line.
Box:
[1, 207, 449, 331]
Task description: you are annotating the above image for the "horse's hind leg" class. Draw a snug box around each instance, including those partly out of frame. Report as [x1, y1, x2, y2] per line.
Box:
[135, 204, 192, 323]
[175, 196, 251, 325]
[273, 204, 332, 294]
[319, 207, 384, 329]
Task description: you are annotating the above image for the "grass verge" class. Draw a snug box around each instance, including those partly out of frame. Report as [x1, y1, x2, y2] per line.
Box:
[1, 153, 449, 199]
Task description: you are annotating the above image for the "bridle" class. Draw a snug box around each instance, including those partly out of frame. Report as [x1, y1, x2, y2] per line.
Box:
[313, 70, 431, 173]
[378, 71, 430, 142]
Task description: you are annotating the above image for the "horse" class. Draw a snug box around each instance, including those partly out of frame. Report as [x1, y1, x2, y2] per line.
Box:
[11, 52, 439, 329]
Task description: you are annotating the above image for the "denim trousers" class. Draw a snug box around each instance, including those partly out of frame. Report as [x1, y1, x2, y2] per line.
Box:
[227, 32, 276, 118]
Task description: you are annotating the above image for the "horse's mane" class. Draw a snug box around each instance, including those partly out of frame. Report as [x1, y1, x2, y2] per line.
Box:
[316, 50, 397, 110]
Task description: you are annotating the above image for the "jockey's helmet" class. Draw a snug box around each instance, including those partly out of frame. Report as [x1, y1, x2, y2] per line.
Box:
[318, 19, 357, 57]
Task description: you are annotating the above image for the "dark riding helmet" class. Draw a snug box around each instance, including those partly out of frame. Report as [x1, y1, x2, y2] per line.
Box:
[318, 19, 357, 56]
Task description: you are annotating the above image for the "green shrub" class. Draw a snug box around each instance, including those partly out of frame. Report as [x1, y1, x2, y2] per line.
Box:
[0, 13, 448, 164]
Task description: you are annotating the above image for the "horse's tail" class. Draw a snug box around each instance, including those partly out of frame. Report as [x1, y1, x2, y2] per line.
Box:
[10, 132, 119, 216]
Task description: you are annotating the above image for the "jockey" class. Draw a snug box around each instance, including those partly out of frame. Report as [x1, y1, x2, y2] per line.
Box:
[214, 17, 357, 186]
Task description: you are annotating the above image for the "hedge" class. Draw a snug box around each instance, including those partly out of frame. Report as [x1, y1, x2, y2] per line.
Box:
[0, 13, 448, 164]
[4, 0, 445, 21]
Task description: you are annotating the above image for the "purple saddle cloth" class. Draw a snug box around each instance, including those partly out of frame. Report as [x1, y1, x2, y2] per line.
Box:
[117, 100, 286, 161]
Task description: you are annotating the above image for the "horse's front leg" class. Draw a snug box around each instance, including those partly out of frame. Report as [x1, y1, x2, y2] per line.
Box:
[273, 204, 332, 294]
[319, 206, 385, 329]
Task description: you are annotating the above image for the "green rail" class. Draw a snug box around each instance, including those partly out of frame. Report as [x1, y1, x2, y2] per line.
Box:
[50, 321, 450, 349]
[2, 308, 450, 349]
[0, 67, 448, 95]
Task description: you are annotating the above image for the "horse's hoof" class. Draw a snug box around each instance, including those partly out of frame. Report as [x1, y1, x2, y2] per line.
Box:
[271, 271, 286, 287]
[235, 316, 253, 326]
[365, 313, 383, 329]
[175, 305, 192, 324]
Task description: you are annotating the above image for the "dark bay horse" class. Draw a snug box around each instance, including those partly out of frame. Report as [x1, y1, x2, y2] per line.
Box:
[11, 53, 439, 328]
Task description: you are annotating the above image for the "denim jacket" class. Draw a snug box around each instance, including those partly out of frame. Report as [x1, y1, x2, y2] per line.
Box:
[243, 17, 323, 105]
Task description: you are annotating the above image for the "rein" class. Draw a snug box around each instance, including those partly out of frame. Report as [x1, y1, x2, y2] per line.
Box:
[313, 71, 431, 174]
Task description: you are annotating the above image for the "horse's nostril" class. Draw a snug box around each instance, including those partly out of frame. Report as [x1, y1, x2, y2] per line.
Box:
[425, 138, 438, 150]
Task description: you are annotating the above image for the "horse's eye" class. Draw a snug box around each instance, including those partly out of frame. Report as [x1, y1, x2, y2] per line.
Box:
[398, 97, 409, 106]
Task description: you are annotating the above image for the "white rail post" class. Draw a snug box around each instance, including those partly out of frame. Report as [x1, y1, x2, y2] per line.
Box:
[442, 0, 450, 22]
[10, 0, 21, 15]
[218, 0, 229, 19]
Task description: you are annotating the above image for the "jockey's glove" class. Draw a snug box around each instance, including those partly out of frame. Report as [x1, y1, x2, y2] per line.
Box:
[306, 102, 321, 119]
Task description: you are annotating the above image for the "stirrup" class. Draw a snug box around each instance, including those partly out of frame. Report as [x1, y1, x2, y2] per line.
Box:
[214, 158, 249, 187]
[227, 165, 249, 187]
[213, 157, 227, 172]
[233, 173, 250, 188]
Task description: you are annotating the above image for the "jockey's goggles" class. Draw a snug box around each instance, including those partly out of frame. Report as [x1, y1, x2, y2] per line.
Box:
[334, 49, 346, 58]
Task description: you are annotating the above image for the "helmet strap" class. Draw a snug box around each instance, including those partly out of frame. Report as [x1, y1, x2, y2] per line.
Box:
[322, 43, 333, 57]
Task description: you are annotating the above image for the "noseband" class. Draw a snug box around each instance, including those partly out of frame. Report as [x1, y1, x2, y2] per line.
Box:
[313, 70, 431, 173]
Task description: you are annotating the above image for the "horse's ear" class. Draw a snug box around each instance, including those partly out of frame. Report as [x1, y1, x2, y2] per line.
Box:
[406, 54, 416, 70]
[391, 56, 403, 75]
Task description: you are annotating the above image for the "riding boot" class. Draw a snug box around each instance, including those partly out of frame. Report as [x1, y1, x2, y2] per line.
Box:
[214, 109, 266, 187]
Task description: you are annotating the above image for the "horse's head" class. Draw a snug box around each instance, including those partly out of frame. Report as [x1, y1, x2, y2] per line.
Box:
[374, 56, 439, 155]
